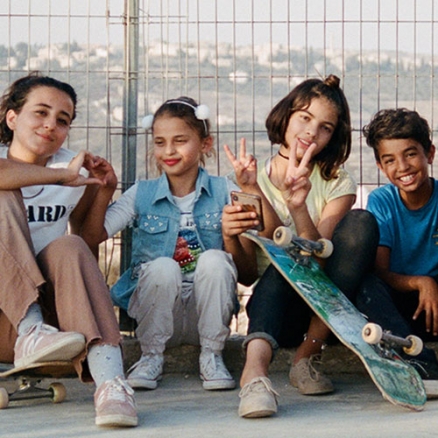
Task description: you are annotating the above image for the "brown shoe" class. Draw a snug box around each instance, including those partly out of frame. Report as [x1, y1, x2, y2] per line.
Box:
[238, 377, 279, 418]
[289, 355, 334, 395]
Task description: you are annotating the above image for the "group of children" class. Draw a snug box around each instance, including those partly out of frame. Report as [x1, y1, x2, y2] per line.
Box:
[1, 71, 437, 428]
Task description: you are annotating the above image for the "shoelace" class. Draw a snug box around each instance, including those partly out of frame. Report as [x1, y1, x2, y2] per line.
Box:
[104, 376, 135, 402]
[128, 354, 162, 376]
[201, 352, 229, 378]
[239, 377, 280, 398]
[307, 355, 323, 381]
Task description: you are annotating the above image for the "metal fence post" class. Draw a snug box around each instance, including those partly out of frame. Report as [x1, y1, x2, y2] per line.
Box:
[120, 0, 139, 331]
[121, 0, 139, 273]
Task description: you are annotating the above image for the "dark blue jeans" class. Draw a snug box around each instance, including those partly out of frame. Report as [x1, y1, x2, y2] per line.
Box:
[357, 274, 438, 342]
[245, 209, 379, 351]
[356, 274, 438, 362]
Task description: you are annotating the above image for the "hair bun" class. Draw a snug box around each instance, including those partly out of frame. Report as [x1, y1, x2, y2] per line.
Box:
[324, 74, 340, 89]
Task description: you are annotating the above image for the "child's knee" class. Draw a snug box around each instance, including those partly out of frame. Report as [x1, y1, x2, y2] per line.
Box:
[139, 257, 180, 280]
[197, 249, 236, 277]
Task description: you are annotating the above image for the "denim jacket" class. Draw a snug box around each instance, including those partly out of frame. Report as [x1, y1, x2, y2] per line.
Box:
[111, 167, 230, 309]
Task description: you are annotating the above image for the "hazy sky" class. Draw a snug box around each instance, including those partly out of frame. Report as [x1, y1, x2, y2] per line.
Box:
[1, 0, 437, 55]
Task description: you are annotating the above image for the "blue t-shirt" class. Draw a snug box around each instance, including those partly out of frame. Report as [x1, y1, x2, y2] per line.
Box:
[367, 179, 438, 277]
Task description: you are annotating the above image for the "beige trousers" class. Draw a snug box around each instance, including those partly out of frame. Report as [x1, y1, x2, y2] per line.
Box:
[0, 190, 121, 381]
[128, 249, 238, 355]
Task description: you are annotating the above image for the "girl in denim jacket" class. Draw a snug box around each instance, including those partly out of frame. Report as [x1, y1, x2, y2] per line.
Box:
[82, 97, 258, 391]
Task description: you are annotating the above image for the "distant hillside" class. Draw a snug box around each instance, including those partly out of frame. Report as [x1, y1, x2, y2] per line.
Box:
[2, 40, 437, 185]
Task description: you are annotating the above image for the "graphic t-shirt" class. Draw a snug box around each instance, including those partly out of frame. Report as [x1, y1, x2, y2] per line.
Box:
[173, 192, 202, 295]
[0, 146, 87, 255]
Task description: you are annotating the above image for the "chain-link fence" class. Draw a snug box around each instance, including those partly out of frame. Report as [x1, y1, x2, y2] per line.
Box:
[1, 0, 437, 300]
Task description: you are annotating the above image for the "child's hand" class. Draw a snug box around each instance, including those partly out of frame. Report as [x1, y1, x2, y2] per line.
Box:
[222, 204, 260, 237]
[62, 151, 104, 187]
[281, 139, 316, 208]
[86, 154, 118, 189]
[223, 138, 257, 190]
[413, 276, 438, 336]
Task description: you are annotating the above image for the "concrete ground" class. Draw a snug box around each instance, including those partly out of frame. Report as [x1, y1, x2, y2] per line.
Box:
[1, 372, 437, 438]
[1, 337, 438, 438]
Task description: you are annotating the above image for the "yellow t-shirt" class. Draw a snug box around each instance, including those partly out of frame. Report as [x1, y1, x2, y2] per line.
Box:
[256, 156, 357, 275]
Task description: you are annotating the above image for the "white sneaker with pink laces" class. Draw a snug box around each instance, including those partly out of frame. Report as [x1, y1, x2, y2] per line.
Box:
[94, 376, 138, 427]
[14, 323, 85, 368]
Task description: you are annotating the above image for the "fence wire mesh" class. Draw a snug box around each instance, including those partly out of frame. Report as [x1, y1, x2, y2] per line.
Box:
[1, 0, 437, 294]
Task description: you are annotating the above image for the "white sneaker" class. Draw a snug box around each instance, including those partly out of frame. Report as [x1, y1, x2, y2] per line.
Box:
[127, 354, 163, 390]
[199, 348, 236, 390]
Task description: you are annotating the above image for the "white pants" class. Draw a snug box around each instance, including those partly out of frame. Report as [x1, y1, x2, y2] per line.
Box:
[127, 249, 238, 355]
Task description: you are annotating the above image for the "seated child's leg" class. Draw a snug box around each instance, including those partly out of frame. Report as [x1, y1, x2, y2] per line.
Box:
[128, 257, 182, 355]
[325, 209, 379, 301]
[193, 249, 237, 352]
[356, 274, 413, 338]
[358, 275, 438, 382]
[126, 257, 181, 390]
[0, 190, 45, 324]
[193, 249, 237, 390]
[0, 192, 87, 368]
[246, 264, 308, 348]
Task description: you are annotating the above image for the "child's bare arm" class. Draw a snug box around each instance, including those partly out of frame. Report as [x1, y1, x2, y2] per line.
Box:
[78, 156, 117, 250]
[0, 151, 103, 189]
[222, 204, 258, 285]
[223, 139, 282, 238]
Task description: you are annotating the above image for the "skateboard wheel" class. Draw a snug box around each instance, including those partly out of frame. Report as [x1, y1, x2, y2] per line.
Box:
[314, 238, 334, 259]
[403, 335, 423, 356]
[362, 323, 383, 344]
[49, 382, 66, 403]
[0, 387, 9, 409]
[273, 226, 293, 247]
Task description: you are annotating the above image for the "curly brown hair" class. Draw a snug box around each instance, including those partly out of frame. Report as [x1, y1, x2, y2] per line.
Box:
[363, 108, 432, 162]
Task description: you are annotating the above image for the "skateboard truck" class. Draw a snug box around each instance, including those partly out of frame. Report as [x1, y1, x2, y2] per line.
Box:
[0, 377, 66, 408]
[0, 361, 73, 409]
[273, 226, 334, 265]
[362, 323, 423, 357]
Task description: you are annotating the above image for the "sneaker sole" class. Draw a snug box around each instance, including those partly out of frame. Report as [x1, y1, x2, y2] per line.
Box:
[239, 408, 276, 418]
[96, 414, 138, 427]
[295, 386, 334, 395]
[290, 374, 334, 395]
[127, 375, 162, 390]
[15, 334, 85, 368]
[202, 379, 236, 391]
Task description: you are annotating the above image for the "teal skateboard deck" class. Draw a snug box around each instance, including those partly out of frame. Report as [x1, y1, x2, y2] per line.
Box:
[244, 231, 426, 411]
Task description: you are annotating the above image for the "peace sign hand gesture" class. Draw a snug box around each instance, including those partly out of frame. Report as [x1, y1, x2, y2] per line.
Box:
[280, 140, 317, 208]
[223, 138, 257, 190]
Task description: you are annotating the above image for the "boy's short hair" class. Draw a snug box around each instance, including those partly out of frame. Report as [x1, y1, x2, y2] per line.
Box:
[363, 108, 432, 161]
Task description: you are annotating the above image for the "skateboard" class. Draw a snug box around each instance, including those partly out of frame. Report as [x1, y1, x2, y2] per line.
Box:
[243, 227, 427, 411]
[0, 361, 76, 408]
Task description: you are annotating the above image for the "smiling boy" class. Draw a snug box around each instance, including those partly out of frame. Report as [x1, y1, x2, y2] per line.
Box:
[357, 108, 438, 387]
